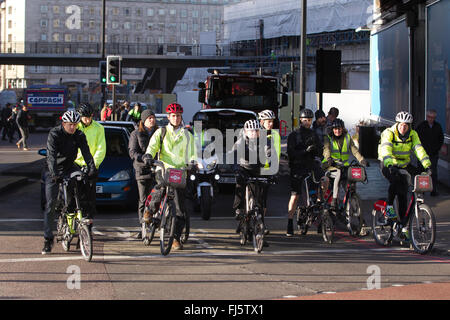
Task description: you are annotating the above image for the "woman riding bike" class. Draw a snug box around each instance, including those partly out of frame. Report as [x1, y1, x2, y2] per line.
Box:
[378, 111, 432, 240]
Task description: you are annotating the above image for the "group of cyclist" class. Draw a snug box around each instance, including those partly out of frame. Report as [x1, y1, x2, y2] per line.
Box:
[41, 99, 432, 254]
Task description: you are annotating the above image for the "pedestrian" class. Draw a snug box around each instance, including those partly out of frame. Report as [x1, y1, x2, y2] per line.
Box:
[120, 101, 130, 121]
[16, 105, 30, 150]
[313, 109, 327, 152]
[1, 103, 13, 141]
[127, 102, 142, 124]
[415, 109, 444, 196]
[326, 107, 339, 134]
[100, 102, 112, 121]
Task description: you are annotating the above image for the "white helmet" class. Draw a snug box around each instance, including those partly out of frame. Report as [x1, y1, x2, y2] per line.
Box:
[244, 119, 261, 130]
[61, 110, 80, 123]
[258, 109, 275, 120]
[395, 111, 413, 124]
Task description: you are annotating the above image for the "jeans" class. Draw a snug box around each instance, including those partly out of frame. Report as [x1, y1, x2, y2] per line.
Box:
[137, 178, 154, 224]
[17, 126, 29, 148]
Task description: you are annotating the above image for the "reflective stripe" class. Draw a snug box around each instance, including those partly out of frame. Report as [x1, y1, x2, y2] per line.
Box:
[381, 142, 393, 148]
[413, 144, 423, 151]
[383, 156, 393, 161]
[421, 156, 430, 163]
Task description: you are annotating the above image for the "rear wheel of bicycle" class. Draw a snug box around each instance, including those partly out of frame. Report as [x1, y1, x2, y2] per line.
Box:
[346, 193, 363, 236]
[79, 224, 93, 262]
[252, 214, 265, 253]
[321, 211, 335, 244]
[372, 208, 393, 246]
[296, 207, 309, 235]
[410, 204, 436, 254]
[160, 203, 176, 256]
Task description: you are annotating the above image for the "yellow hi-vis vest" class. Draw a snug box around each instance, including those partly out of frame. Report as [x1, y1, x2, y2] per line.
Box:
[323, 133, 351, 165]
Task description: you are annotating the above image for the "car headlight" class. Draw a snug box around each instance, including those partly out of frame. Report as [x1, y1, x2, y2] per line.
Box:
[108, 170, 131, 181]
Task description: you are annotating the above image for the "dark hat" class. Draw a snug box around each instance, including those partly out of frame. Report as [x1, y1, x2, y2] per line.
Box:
[315, 110, 326, 119]
[141, 109, 155, 121]
[328, 107, 339, 117]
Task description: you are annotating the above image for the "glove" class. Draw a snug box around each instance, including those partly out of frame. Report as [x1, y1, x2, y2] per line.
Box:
[360, 159, 368, 167]
[327, 158, 334, 167]
[389, 166, 399, 176]
[306, 145, 316, 154]
[88, 168, 98, 179]
[142, 153, 154, 166]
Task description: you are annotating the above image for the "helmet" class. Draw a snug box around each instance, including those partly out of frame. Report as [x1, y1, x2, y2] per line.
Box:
[166, 103, 183, 114]
[395, 111, 413, 124]
[61, 110, 80, 123]
[244, 119, 260, 130]
[331, 118, 345, 129]
[258, 109, 275, 120]
[299, 108, 314, 119]
[76, 103, 94, 117]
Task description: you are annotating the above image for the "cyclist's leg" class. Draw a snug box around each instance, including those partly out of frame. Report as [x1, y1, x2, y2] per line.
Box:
[43, 170, 59, 241]
[137, 178, 150, 224]
[233, 169, 246, 217]
[173, 188, 187, 243]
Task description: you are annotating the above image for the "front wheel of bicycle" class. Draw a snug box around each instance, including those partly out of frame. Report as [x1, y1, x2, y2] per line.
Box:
[372, 208, 393, 247]
[142, 220, 157, 246]
[252, 214, 265, 253]
[346, 193, 363, 236]
[78, 224, 93, 262]
[410, 204, 436, 255]
[296, 207, 309, 235]
[321, 211, 335, 244]
[160, 202, 176, 256]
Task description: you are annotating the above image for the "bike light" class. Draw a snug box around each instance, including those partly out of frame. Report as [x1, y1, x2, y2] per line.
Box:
[108, 170, 130, 181]
[190, 174, 196, 181]
[214, 174, 220, 181]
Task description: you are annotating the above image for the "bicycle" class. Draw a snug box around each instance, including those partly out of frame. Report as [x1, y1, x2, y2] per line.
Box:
[55, 170, 93, 262]
[323, 159, 367, 236]
[141, 160, 190, 255]
[294, 171, 335, 244]
[236, 174, 276, 253]
[371, 169, 436, 254]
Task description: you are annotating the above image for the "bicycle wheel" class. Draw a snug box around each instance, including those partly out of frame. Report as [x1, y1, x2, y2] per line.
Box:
[321, 211, 335, 244]
[409, 204, 436, 254]
[142, 221, 157, 246]
[252, 213, 265, 253]
[346, 193, 363, 236]
[160, 202, 176, 256]
[238, 218, 247, 246]
[78, 224, 93, 262]
[180, 213, 190, 244]
[296, 207, 309, 235]
[372, 208, 393, 246]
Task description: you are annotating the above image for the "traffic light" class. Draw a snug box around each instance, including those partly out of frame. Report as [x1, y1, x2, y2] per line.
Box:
[99, 61, 107, 85]
[107, 55, 121, 85]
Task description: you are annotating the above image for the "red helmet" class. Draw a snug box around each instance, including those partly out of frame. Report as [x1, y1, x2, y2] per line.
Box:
[166, 103, 183, 114]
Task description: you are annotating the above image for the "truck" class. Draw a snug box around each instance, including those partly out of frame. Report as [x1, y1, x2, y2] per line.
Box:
[24, 85, 70, 130]
[197, 69, 288, 126]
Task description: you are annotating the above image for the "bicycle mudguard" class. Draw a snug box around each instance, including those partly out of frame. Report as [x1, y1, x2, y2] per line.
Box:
[373, 200, 387, 212]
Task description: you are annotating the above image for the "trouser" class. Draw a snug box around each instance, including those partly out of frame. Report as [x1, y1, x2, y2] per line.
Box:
[1, 122, 11, 140]
[327, 169, 345, 200]
[17, 126, 29, 148]
[380, 163, 419, 226]
[137, 178, 153, 224]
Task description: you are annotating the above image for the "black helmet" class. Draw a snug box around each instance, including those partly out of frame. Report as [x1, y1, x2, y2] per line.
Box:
[331, 118, 345, 129]
[77, 103, 94, 117]
[299, 108, 314, 119]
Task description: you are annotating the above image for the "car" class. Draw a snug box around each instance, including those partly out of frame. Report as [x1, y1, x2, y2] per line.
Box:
[190, 108, 259, 185]
[40, 126, 138, 210]
[98, 120, 136, 135]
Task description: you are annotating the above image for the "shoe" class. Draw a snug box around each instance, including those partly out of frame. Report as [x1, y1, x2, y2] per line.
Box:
[402, 227, 410, 241]
[286, 219, 294, 237]
[264, 228, 270, 236]
[142, 210, 152, 223]
[172, 239, 183, 250]
[385, 205, 398, 220]
[16, 142, 20, 149]
[23, 148, 29, 151]
[41, 238, 54, 255]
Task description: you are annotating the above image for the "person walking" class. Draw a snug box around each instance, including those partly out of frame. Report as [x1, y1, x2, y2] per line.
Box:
[1, 103, 13, 142]
[100, 103, 113, 121]
[415, 109, 444, 196]
[16, 105, 30, 150]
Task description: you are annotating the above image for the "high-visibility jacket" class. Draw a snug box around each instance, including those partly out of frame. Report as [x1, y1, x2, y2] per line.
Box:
[146, 124, 196, 169]
[378, 124, 431, 169]
[75, 120, 106, 169]
[323, 132, 363, 166]
[264, 129, 281, 170]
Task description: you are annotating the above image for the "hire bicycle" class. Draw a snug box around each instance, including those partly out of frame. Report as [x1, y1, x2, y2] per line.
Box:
[55, 170, 93, 262]
[371, 169, 436, 254]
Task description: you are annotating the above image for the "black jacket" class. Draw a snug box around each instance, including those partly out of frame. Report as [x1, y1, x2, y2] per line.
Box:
[16, 110, 29, 128]
[416, 120, 444, 156]
[231, 133, 274, 176]
[46, 125, 96, 178]
[129, 127, 157, 180]
[287, 126, 322, 175]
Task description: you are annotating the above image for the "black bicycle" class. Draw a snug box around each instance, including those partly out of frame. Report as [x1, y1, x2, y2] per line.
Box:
[55, 170, 93, 262]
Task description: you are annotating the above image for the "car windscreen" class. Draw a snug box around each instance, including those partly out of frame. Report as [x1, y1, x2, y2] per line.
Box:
[105, 130, 128, 157]
[156, 117, 169, 127]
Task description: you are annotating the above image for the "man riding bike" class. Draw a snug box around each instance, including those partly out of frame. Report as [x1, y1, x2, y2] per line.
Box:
[143, 103, 196, 250]
[286, 108, 325, 237]
[74, 104, 106, 222]
[42, 110, 97, 254]
[378, 111, 431, 239]
[322, 118, 367, 210]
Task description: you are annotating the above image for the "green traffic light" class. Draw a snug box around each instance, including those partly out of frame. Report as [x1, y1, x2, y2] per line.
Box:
[102, 78, 107, 83]
[110, 76, 116, 82]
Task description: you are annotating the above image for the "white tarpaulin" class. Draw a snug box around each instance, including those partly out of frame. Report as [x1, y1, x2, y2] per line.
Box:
[224, 0, 373, 42]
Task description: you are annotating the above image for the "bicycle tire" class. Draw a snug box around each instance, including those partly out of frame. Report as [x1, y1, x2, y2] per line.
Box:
[142, 221, 157, 246]
[346, 193, 363, 236]
[252, 214, 265, 253]
[371, 208, 393, 247]
[239, 218, 247, 246]
[200, 186, 212, 221]
[79, 224, 93, 262]
[296, 207, 309, 235]
[409, 203, 436, 255]
[160, 202, 176, 256]
[321, 211, 335, 244]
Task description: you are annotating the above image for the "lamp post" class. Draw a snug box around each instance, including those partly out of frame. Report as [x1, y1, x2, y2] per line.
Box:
[299, 0, 307, 114]
[101, 0, 106, 109]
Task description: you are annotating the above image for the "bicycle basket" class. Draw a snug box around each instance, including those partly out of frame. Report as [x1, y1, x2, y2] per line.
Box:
[414, 174, 433, 193]
[347, 166, 366, 183]
[164, 168, 186, 188]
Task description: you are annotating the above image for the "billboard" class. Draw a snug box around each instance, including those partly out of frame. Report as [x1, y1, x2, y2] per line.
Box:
[370, 19, 409, 121]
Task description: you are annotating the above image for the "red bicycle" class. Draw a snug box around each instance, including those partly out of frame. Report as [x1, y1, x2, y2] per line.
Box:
[371, 169, 436, 254]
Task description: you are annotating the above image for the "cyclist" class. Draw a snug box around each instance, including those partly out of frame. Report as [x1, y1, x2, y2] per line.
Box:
[286, 108, 324, 237]
[378, 111, 431, 239]
[42, 110, 97, 254]
[74, 104, 106, 222]
[322, 118, 367, 210]
[127, 102, 142, 124]
[129, 109, 158, 237]
[143, 103, 196, 250]
[258, 110, 281, 234]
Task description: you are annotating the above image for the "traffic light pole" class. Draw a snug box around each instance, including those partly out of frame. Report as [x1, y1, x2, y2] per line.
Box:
[100, 0, 106, 111]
